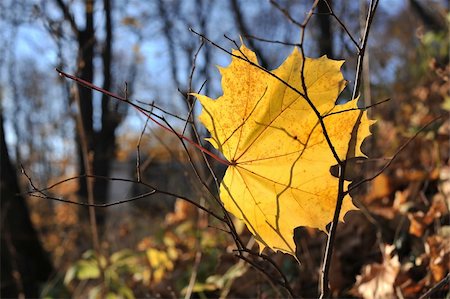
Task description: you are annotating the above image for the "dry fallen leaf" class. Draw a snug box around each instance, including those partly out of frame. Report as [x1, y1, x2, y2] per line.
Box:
[353, 244, 400, 299]
[425, 233, 450, 282]
[366, 173, 392, 203]
[408, 193, 449, 237]
[196, 44, 373, 256]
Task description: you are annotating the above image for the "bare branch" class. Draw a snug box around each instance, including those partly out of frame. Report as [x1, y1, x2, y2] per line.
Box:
[237, 247, 295, 297]
[56, 68, 231, 166]
[319, 1, 380, 296]
[70, 67, 105, 288]
[316, 0, 360, 50]
[244, 34, 301, 47]
[182, 40, 204, 136]
[352, 0, 379, 100]
[21, 169, 225, 222]
[323, 98, 390, 118]
[136, 112, 151, 182]
[189, 28, 343, 166]
[269, 0, 303, 28]
[136, 100, 192, 123]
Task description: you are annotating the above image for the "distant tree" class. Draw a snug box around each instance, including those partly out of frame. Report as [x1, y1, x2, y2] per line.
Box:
[317, 0, 334, 58]
[53, 0, 124, 231]
[0, 111, 53, 298]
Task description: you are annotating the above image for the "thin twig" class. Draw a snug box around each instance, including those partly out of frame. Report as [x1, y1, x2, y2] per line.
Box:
[184, 250, 202, 299]
[219, 238, 255, 299]
[189, 27, 343, 167]
[352, 0, 379, 100]
[323, 98, 390, 118]
[347, 115, 443, 194]
[296, 0, 343, 167]
[21, 170, 225, 222]
[136, 99, 191, 123]
[136, 115, 150, 182]
[185, 78, 221, 195]
[320, 1, 379, 297]
[418, 273, 450, 299]
[183, 40, 204, 136]
[27, 191, 155, 207]
[157, 111, 244, 248]
[238, 247, 294, 296]
[71, 75, 106, 290]
[320, 112, 363, 298]
[237, 254, 294, 298]
[269, 0, 303, 28]
[56, 68, 230, 166]
[318, 0, 360, 50]
[244, 34, 300, 47]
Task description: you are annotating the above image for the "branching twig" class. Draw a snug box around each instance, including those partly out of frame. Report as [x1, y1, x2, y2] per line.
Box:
[183, 40, 204, 136]
[320, 1, 379, 297]
[323, 98, 390, 118]
[237, 247, 294, 297]
[316, 0, 360, 50]
[189, 27, 343, 167]
[352, 0, 379, 100]
[157, 110, 246, 251]
[27, 191, 155, 208]
[269, 0, 303, 28]
[136, 99, 191, 123]
[56, 64, 249, 262]
[56, 68, 230, 166]
[21, 171, 225, 222]
[45, 3, 420, 299]
[71, 72, 106, 292]
[237, 254, 294, 298]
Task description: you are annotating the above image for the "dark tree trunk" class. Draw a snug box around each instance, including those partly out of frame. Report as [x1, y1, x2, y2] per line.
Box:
[0, 112, 53, 298]
[409, 0, 447, 32]
[230, 0, 269, 68]
[94, 0, 118, 231]
[68, 0, 118, 232]
[75, 0, 95, 205]
[317, 0, 334, 58]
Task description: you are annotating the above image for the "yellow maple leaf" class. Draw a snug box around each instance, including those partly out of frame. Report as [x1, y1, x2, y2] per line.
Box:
[195, 44, 374, 256]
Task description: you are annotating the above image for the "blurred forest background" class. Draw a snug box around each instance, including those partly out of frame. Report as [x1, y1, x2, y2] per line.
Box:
[1, 0, 449, 298]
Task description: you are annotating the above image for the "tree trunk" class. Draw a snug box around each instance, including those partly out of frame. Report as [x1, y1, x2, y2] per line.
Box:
[317, 0, 334, 58]
[409, 0, 447, 32]
[72, 0, 118, 232]
[0, 112, 53, 298]
[75, 0, 95, 206]
[230, 0, 269, 68]
[94, 0, 119, 231]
